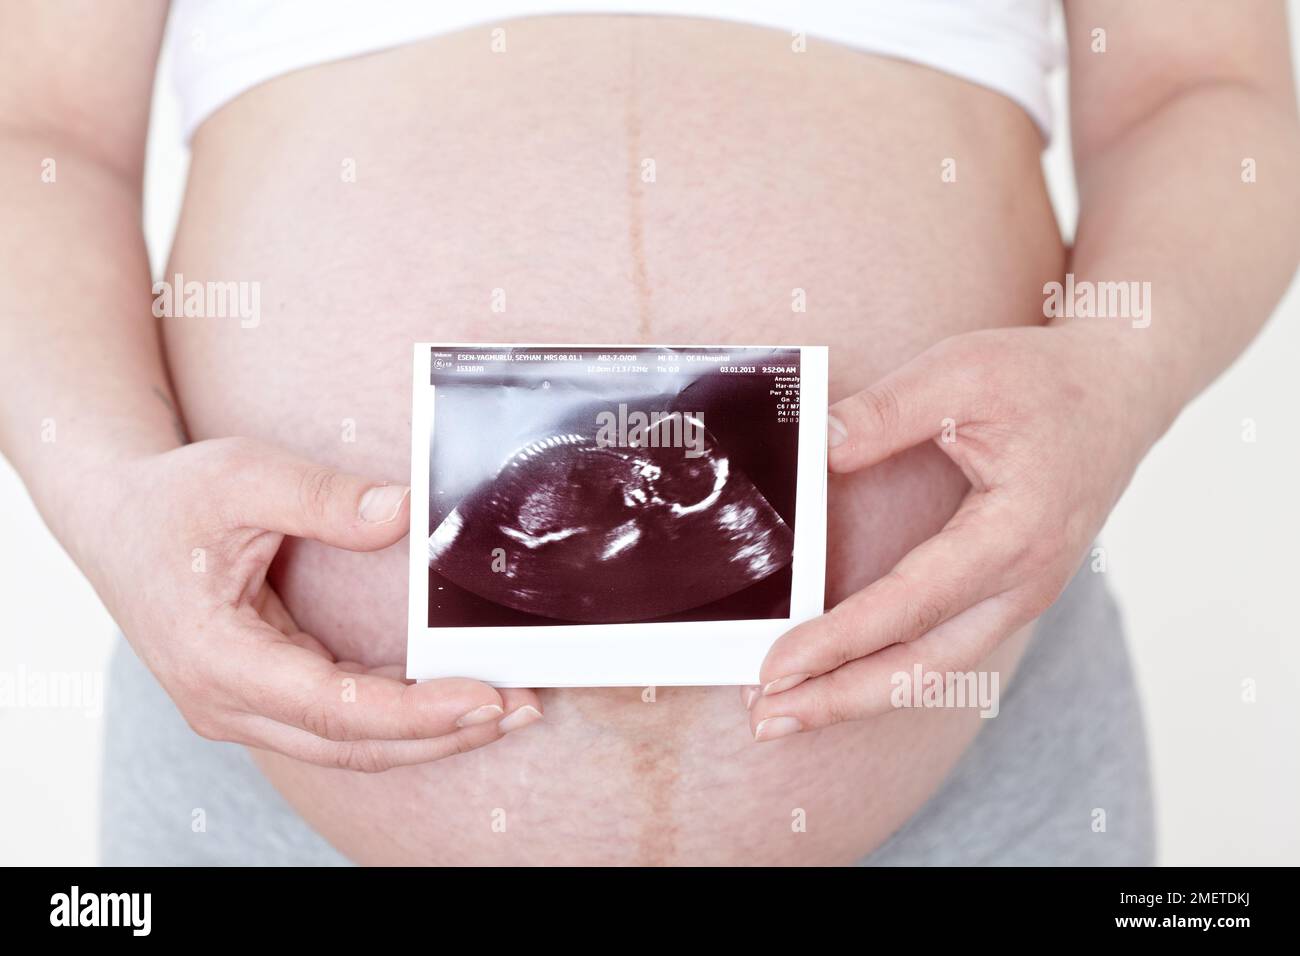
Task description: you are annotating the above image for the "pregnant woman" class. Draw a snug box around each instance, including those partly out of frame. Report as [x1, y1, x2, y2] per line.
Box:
[2, 0, 1297, 865]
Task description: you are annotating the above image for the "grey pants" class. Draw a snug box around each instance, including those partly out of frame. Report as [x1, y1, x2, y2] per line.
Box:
[101, 562, 1155, 865]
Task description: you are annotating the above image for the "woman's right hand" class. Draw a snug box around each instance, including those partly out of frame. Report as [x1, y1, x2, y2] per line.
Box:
[83, 437, 543, 772]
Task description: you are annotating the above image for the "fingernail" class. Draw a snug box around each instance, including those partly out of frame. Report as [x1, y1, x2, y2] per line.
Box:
[743, 686, 761, 710]
[455, 703, 503, 728]
[754, 716, 803, 742]
[827, 414, 848, 448]
[763, 673, 809, 696]
[359, 484, 410, 523]
[498, 705, 543, 734]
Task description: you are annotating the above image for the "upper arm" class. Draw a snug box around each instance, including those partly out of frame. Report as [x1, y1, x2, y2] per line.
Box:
[1065, 0, 1298, 163]
[0, 0, 171, 184]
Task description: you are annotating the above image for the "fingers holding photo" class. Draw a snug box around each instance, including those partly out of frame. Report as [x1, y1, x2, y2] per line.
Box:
[181, 617, 544, 771]
[756, 493, 1029, 692]
[748, 590, 1030, 740]
[750, 326, 1146, 740]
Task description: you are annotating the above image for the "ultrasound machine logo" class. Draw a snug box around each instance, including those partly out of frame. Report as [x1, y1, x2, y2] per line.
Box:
[594, 404, 705, 458]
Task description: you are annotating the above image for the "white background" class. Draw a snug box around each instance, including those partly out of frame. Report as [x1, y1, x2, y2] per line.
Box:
[2, 7, 1298, 865]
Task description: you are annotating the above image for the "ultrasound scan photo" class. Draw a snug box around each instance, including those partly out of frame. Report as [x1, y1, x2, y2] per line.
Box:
[423, 347, 804, 627]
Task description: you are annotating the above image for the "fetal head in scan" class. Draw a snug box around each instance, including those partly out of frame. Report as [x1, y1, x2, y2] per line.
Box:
[428, 414, 794, 623]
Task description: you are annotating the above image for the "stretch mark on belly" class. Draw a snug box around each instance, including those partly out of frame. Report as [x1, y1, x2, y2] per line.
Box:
[564, 684, 700, 864]
[624, 28, 653, 343]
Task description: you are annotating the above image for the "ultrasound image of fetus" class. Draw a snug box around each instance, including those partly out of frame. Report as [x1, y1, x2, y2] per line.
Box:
[428, 420, 794, 623]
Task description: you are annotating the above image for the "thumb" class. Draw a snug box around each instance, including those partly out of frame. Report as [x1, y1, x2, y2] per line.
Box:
[220, 440, 410, 550]
[827, 345, 970, 474]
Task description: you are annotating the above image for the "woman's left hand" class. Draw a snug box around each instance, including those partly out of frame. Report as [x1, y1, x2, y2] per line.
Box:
[746, 323, 1165, 740]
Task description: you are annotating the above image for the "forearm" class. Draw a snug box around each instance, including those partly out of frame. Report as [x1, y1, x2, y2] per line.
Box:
[0, 129, 182, 559]
[1057, 81, 1300, 443]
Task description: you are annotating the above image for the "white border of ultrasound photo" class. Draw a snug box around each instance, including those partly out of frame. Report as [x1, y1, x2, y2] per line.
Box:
[406, 343, 828, 687]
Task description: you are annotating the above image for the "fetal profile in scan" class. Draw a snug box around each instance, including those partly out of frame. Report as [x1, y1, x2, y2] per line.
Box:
[429, 411, 794, 623]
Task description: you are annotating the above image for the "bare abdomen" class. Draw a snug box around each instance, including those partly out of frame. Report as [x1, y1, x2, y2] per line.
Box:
[160, 16, 1062, 864]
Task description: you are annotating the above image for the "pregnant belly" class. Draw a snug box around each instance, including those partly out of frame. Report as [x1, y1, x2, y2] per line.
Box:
[162, 16, 1064, 864]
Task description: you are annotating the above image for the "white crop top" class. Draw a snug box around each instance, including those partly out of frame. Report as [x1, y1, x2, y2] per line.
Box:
[164, 0, 1062, 142]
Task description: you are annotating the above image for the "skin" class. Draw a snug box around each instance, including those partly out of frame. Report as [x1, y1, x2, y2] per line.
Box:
[0, 1, 543, 771]
[747, 0, 1300, 739]
[1, 1, 1298, 861]
[160, 16, 1054, 865]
